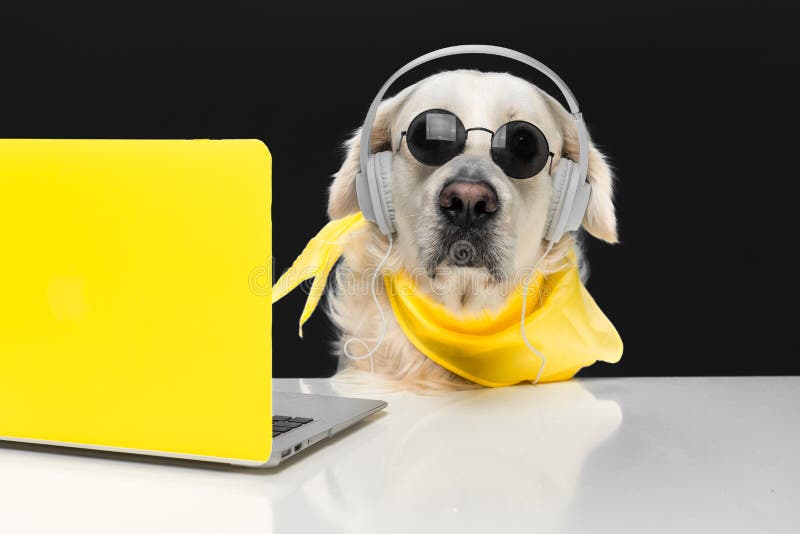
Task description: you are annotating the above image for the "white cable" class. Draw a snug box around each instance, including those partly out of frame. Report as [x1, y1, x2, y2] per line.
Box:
[521, 241, 555, 385]
[343, 234, 394, 373]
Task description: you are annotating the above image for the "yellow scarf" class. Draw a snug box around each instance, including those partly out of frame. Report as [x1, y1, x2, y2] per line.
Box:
[272, 212, 623, 387]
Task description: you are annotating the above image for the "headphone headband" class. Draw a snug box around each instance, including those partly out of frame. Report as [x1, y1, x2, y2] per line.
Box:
[358, 45, 590, 185]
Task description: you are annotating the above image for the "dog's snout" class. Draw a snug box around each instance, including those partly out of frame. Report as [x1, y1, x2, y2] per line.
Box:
[438, 181, 498, 228]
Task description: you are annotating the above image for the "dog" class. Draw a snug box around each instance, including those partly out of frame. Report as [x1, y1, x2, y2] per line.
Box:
[325, 70, 618, 391]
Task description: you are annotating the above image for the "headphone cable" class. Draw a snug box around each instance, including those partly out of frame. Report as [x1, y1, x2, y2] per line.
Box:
[342, 234, 394, 373]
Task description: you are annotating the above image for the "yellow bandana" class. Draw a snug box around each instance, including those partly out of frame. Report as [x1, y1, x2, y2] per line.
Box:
[272, 212, 623, 387]
[272, 212, 369, 336]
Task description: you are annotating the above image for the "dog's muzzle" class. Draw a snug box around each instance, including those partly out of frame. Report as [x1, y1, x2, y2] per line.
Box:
[425, 179, 504, 278]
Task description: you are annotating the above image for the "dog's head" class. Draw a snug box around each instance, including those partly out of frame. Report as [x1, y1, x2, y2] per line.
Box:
[329, 70, 617, 310]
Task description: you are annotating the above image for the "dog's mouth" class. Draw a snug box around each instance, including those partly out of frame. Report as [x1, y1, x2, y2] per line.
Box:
[424, 225, 505, 281]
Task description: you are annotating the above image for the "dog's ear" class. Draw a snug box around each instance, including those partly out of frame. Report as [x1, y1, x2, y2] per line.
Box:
[328, 87, 415, 219]
[542, 92, 619, 243]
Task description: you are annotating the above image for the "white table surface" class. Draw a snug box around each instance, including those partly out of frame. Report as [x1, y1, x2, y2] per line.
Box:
[0, 377, 797, 533]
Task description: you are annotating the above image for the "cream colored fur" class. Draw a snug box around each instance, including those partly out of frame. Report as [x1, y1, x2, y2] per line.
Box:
[325, 70, 617, 392]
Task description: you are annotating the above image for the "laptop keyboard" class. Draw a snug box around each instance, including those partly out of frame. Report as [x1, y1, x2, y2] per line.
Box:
[272, 415, 314, 438]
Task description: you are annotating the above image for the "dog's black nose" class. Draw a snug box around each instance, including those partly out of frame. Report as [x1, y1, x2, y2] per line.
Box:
[438, 181, 498, 228]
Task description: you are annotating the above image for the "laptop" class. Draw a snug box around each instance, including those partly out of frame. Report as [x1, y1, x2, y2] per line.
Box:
[0, 139, 386, 467]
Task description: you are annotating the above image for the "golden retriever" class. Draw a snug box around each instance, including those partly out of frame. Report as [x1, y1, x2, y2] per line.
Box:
[325, 70, 617, 391]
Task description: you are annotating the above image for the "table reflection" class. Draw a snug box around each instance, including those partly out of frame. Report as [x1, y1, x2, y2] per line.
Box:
[0, 379, 621, 534]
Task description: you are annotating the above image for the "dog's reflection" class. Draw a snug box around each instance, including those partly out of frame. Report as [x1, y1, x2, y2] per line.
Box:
[282, 380, 622, 533]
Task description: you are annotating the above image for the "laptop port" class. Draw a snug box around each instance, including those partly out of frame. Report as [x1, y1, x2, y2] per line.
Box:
[294, 444, 302, 452]
[281, 449, 291, 458]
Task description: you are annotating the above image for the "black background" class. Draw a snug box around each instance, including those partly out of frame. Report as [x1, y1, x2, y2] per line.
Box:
[2, 1, 797, 377]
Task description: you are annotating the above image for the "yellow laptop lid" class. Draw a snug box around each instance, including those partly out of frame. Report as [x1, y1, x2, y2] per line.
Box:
[0, 139, 272, 465]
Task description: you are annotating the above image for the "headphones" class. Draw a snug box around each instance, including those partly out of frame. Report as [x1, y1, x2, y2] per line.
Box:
[355, 45, 593, 245]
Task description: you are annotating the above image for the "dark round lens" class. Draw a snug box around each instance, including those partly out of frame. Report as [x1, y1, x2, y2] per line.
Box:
[405, 109, 466, 166]
[491, 121, 550, 179]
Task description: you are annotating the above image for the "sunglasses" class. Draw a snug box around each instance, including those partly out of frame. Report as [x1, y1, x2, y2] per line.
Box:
[397, 109, 554, 179]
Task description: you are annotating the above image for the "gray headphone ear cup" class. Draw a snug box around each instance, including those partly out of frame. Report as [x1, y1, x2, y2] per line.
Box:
[374, 151, 395, 228]
[359, 151, 394, 235]
[356, 168, 376, 224]
[545, 157, 593, 243]
[544, 158, 572, 242]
